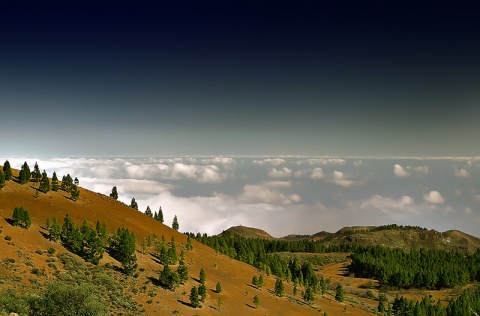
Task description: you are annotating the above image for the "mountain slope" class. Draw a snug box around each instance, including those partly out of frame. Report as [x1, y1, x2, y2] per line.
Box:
[221, 225, 274, 239]
[0, 169, 373, 315]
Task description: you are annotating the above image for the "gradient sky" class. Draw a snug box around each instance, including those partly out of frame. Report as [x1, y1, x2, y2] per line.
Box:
[1, 1, 480, 157]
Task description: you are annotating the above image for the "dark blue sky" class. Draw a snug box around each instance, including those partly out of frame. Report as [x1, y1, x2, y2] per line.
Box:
[1, 0, 480, 157]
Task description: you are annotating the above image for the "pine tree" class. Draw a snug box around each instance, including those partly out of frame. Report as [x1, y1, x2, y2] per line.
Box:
[110, 186, 118, 200]
[378, 293, 386, 313]
[258, 274, 264, 288]
[46, 217, 51, 230]
[22, 161, 31, 183]
[252, 275, 259, 288]
[33, 162, 41, 182]
[3, 160, 12, 181]
[159, 264, 180, 290]
[110, 227, 138, 275]
[12, 206, 31, 229]
[190, 286, 200, 308]
[70, 184, 80, 201]
[186, 234, 193, 251]
[172, 215, 179, 231]
[303, 286, 315, 304]
[199, 268, 206, 284]
[49, 217, 62, 241]
[61, 174, 73, 191]
[335, 284, 344, 302]
[216, 282, 222, 293]
[158, 206, 164, 223]
[274, 278, 284, 296]
[198, 283, 207, 302]
[130, 197, 138, 210]
[145, 206, 153, 217]
[51, 172, 59, 191]
[178, 260, 189, 283]
[320, 275, 327, 295]
[0, 169, 5, 189]
[74, 177, 79, 186]
[39, 170, 50, 193]
[19, 169, 27, 184]
[253, 295, 260, 308]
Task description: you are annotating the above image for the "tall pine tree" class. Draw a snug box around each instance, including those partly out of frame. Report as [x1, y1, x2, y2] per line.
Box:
[3, 160, 12, 181]
[33, 162, 41, 182]
[51, 171, 59, 191]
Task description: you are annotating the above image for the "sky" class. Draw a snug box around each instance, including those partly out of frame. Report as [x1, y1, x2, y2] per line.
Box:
[1, 0, 480, 157]
[1, 2, 479, 237]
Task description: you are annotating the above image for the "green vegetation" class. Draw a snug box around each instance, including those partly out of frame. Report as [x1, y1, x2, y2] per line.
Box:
[39, 170, 50, 193]
[159, 264, 180, 290]
[199, 268, 206, 284]
[109, 186, 118, 200]
[274, 278, 284, 296]
[335, 284, 344, 302]
[154, 206, 164, 223]
[130, 197, 138, 210]
[172, 215, 179, 231]
[349, 246, 480, 289]
[190, 286, 200, 308]
[12, 206, 31, 229]
[0, 169, 5, 189]
[2, 160, 12, 180]
[216, 281, 222, 293]
[109, 227, 138, 275]
[51, 171, 59, 191]
[253, 295, 260, 308]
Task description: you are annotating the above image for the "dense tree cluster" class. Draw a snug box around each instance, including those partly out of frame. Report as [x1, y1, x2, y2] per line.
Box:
[392, 286, 480, 316]
[349, 246, 480, 289]
[109, 227, 138, 275]
[159, 264, 180, 290]
[156, 236, 178, 265]
[49, 214, 109, 265]
[12, 206, 31, 229]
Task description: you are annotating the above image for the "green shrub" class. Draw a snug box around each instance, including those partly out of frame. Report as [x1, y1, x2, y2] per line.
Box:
[4, 236, 11, 241]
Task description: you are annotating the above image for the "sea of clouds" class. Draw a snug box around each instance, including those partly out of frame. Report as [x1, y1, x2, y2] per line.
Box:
[3, 156, 480, 237]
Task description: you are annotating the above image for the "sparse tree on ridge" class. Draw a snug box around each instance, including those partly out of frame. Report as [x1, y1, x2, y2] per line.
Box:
[110, 186, 118, 200]
[172, 215, 179, 231]
[216, 282, 222, 293]
[130, 197, 138, 210]
[178, 260, 189, 283]
[74, 177, 79, 186]
[3, 160, 12, 180]
[51, 171, 59, 191]
[71, 184, 80, 201]
[158, 206, 164, 223]
[39, 170, 50, 193]
[33, 161, 41, 182]
[12, 206, 31, 229]
[22, 161, 31, 183]
[253, 295, 260, 309]
[199, 268, 206, 284]
[145, 206, 153, 217]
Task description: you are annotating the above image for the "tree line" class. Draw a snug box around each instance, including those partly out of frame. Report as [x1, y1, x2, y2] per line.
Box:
[348, 246, 480, 289]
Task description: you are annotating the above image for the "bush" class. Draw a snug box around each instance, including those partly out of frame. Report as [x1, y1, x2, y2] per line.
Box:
[47, 247, 56, 255]
[4, 236, 11, 241]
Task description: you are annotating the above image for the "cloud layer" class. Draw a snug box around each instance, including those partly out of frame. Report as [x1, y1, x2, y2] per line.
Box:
[3, 157, 479, 237]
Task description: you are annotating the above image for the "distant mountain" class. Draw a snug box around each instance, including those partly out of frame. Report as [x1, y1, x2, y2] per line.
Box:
[221, 225, 274, 239]
[222, 224, 480, 252]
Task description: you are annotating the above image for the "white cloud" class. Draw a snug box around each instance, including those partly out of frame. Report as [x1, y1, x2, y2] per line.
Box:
[237, 181, 299, 205]
[423, 191, 445, 204]
[297, 158, 346, 166]
[465, 207, 472, 215]
[359, 195, 416, 214]
[354, 160, 363, 167]
[394, 164, 409, 177]
[455, 168, 470, 177]
[268, 167, 292, 178]
[252, 158, 286, 166]
[310, 168, 324, 180]
[330, 171, 356, 187]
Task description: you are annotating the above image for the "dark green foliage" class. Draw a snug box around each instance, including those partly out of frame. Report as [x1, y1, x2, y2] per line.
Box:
[3, 160, 12, 180]
[335, 284, 344, 302]
[0, 288, 29, 315]
[109, 227, 138, 275]
[253, 295, 260, 308]
[303, 286, 315, 304]
[12, 206, 31, 229]
[46, 217, 51, 230]
[71, 184, 80, 201]
[320, 275, 327, 295]
[199, 268, 206, 284]
[198, 283, 207, 302]
[145, 206, 153, 217]
[154, 206, 164, 223]
[252, 275, 259, 287]
[177, 260, 189, 284]
[378, 293, 387, 313]
[190, 286, 200, 308]
[49, 217, 62, 242]
[216, 281, 222, 293]
[33, 161, 41, 182]
[19, 169, 27, 184]
[274, 278, 284, 296]
[186, 234, 193, 251]
[74, 177, 79, 186]
[39, 170, 50, 193]
[172, 215, 179, 231]
[51, 171, 59, 191]
[130, 197, 138, 210]
[61, 174, 73, 191]
[109, 186, 118, 200]
[28, 282, 105, 316]
[22, 161, 31, 182]
[349, 246, 480, 289]
[159, 264, 180, 290]
[0, 169, 5, 188]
